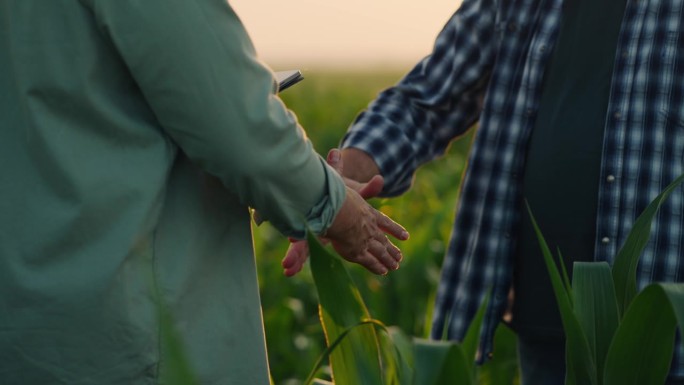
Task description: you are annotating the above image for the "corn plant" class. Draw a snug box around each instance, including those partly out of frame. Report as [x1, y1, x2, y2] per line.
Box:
[305, 232, 491, 385]
[157, 225, 506, 385]
[528, 173, 684, 385]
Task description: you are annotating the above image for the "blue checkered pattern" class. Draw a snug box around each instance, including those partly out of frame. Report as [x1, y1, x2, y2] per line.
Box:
[342, 0, 684, 378]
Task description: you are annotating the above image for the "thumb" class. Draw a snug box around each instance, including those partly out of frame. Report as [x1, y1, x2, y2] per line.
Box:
[358, 174, 384, 199]
[327, 148, 343, 174]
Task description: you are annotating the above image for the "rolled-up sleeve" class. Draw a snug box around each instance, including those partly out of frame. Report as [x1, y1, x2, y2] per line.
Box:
[80, 0, 344, 238]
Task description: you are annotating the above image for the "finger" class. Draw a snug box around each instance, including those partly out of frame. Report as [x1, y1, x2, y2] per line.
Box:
[340, 175, 382, 197]
[371, 230, 403, 263]
[283, 257, 304, 277]
[332, 239, 389, 276]
[375, 211, 410, 240]
[282, 241, 309, 277]
[342, 177, 366, 193]
[327, 148, 343, 173]
[355, 250, 390, 276]
[367, 238, 400, 271]
[387, 241, 403, 263]
[282, 241, 306, 268]
[357, 175, 384, 199]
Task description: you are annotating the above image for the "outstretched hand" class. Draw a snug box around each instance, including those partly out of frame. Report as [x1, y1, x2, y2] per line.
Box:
[282, 149, 408, 276]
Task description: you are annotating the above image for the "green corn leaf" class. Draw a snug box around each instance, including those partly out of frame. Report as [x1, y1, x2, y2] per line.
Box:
[308, 233, 383, 385]
[527, 203, 597, 385]
[412, 339, 473, 385]
[358, 320, 411, 385]
[612, 173, 684, 316]
[557, 249, 574, 304]
[603, 283, 684, 385]
[410, 291, 489, 385]
[572, 262, 620, 385]
[380, 327, 414, 385]
[304, 319, 387, 385]
[660, 283, 684, 339]
[303, 318, 412, 385]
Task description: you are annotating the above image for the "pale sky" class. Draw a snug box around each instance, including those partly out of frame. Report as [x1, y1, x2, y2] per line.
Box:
[229, 0, 463, 70]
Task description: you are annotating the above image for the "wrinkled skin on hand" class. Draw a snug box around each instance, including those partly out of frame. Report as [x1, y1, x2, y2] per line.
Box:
[282, 149, 408, 276]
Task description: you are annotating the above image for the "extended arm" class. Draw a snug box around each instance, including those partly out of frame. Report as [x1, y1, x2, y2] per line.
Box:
[341, 0, 498, 195]
[83, 0, 407, 273]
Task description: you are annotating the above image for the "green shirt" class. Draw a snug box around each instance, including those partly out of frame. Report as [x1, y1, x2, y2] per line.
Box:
[511, 0, 627, 338]
[0, 1, 345, 384]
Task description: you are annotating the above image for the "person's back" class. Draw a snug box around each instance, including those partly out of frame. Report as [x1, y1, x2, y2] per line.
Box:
[0, 1, 278, 383]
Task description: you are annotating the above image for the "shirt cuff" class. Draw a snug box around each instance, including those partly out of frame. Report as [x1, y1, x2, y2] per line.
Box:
[299, 157, 346, 239]
[341, 127, 414, 197]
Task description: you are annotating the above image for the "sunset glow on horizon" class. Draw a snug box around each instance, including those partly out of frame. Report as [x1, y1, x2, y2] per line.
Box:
[230, 0, 463, 71]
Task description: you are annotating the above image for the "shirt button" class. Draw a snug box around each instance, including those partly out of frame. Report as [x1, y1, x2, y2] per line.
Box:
[602, 237, 611, 244]
[614, 111, 622, 119]
[606, 175, 616, 183]
[539, 44, 547, 53]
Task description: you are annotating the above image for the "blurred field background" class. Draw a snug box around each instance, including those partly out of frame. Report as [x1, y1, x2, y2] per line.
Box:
[252, 71, 518, 384]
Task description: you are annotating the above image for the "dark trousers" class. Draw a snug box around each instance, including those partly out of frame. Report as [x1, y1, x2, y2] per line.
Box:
[517, 335, 565, 385]
[517, 335, 684, 385]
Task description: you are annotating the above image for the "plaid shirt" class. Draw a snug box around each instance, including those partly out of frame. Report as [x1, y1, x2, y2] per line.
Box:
[342, 0, 684, 377]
